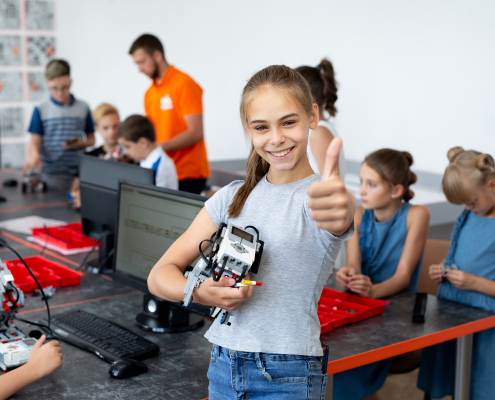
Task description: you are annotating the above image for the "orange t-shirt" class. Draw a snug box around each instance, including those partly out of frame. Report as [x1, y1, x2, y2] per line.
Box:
[144, 66, 210, 181]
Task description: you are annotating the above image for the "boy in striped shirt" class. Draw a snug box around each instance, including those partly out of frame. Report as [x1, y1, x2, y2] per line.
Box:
[23, 59, 95, 192]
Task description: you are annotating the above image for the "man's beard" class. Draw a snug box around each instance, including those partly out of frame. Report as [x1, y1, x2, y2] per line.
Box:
[150, 61, 160, 80]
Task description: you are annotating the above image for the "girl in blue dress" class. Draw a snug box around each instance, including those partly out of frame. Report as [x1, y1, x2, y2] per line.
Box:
[334, 149, 430, 400]
[418, 147, 495, 400]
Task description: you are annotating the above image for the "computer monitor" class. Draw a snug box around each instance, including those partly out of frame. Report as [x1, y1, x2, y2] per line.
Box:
[79, 155, 155, 271]
[111, 180, 211, 333]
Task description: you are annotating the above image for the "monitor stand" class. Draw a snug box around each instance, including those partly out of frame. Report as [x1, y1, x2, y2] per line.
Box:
[86, 230, 115, 273]
[136, 294, 205, 333]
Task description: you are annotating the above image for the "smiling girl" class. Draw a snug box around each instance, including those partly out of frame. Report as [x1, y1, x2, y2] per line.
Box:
[418, 147, 495, 400]
[148, 65, 355, 399]
[333, 149, 429, 400]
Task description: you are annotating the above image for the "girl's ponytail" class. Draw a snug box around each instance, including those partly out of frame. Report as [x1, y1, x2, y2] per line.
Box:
[228, 146, 270, 218]
[295, 58, 338, 117]
[318, 59, 338, 117]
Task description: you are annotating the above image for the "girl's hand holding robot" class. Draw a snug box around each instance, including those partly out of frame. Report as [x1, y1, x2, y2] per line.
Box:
[193, 274, 254, 311]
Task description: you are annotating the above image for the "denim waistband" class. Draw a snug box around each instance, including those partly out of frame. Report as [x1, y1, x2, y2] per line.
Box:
[212, 344, 323, 362]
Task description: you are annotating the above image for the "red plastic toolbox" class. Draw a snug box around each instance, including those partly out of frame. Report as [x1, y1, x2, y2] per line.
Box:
[31, 222, 99, 250]
[321, 288, 389, 317]
[2, 256, 84, 292]
[318, 288, 389, 334]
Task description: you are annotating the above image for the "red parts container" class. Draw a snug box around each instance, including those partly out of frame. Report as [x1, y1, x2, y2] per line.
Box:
[3, 256, 84, 292]
[31, 223, 99, 251]
[318, 288, 389, 334]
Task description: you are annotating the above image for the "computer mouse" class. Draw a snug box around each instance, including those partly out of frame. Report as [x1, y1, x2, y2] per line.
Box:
[108, 359, 148, 379]
[28, 330, 43, 339]
[3, 179, 18, 187]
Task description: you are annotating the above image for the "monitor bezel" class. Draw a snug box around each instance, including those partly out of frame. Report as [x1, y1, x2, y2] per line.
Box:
[109, 180, 208, 294]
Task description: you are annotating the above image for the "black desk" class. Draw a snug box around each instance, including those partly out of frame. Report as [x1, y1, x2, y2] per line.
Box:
[1, 170, 494, 400]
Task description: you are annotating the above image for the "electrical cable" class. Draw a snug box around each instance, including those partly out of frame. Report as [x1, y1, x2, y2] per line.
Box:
[39, 224, 49, 256]
[13, 316, 54, 339]
[96, 248, 115, 274]
[76, 235, 100, 271]
[244, 225, 259, 242]
[198, 230, 220, 264]
[0, 236, 51, 332]
[199, 239, 213, 263]
[212, 256, 227, 282]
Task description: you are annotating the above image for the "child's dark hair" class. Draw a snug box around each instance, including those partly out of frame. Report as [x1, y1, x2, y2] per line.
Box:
[295, 58, 338, 117]
[228, 65, 315, 218]
[364, 149, 417, 202]
[45, 59, 70, 80]
[129, 34, 165, 58]
[117, 115, 155, 143]
[442, 147, 495, 204]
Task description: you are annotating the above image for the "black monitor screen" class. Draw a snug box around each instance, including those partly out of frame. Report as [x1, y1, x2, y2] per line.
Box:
[79, 155, 155, 236]
[113, 181, 206, 290]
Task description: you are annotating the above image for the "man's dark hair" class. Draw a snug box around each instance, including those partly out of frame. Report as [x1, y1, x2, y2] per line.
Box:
[129, 34, 165, 58]
[117, 115, 156, 143]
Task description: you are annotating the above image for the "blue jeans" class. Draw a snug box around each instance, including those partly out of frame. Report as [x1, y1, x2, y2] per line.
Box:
[207, 344, 327, 399]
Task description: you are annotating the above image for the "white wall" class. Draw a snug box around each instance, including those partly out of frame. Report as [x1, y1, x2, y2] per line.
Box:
[56, 0, 495, 174]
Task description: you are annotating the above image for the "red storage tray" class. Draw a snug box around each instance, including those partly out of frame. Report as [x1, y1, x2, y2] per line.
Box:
[3, 256, 84, 292]
[319, 316, 335, 334]
[318, 288, 389, 334]
[31, 222, 99, 250]
[321, 288, 389, 317]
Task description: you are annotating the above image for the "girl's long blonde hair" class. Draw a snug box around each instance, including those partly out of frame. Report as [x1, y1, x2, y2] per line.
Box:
[442, 147, 495, 204]
[228, 65, 315, 218]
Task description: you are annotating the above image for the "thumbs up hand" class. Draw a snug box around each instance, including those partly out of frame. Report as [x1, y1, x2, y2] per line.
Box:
[307, 138, 356, 236]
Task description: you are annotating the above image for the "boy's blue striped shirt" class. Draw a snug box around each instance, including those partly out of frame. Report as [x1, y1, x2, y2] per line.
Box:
[28, 95, 94, 176]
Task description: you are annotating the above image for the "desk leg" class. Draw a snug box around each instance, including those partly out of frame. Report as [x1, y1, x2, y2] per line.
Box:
[453, 334, 473, 400]
[324, 374, 333, 400]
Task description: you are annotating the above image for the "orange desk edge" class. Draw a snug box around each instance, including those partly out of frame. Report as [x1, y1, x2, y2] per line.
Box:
[326, 315, 495, 375]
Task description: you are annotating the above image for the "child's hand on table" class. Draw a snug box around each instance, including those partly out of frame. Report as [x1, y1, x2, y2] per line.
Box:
[347, 274, 373, 297]
[26, 335, 63, 380]
[194, 274, 254, 311]
[446, 270, 477, 291]
[429, 264, 444, 284]
[336, 267, 357, 289]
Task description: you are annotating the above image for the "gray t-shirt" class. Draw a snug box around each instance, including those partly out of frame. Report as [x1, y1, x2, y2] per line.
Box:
[204, 174, 353, 356]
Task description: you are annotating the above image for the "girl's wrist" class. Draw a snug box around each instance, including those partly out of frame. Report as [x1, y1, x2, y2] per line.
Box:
[469, 274, 481, 292]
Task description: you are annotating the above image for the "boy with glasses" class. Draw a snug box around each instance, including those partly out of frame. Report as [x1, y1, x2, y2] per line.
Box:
[23, 59, 95, 192]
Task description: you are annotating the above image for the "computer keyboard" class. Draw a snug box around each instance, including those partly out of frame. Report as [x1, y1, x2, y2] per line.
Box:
[40, 310, 159, 362]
